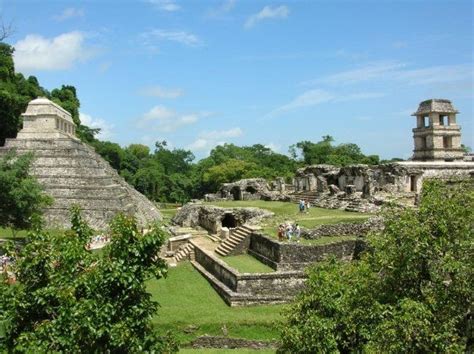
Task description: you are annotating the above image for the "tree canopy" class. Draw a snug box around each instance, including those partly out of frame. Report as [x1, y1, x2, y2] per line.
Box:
[0, 208, 177, 352]
[279, 180, 474, 353]
[0, 151, 51, 235]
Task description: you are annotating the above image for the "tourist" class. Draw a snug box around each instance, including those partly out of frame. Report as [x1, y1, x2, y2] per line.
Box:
[277, 225, 284, 241]
[294, 224, 301, 242]
[305, 200, 311, 213]
[299, 199, 305, 213]
[286, 223, 293, 241]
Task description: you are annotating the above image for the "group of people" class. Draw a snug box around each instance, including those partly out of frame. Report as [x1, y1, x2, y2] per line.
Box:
[86, 234, 110, 250]
[277, 223, 301, 242]
[0, 255, 13, 272]
[299, 199, 310, 213]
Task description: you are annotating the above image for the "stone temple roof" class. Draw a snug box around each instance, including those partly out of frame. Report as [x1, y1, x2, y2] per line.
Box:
[412, 99, 458, 116]
[22, 97, 73, 123]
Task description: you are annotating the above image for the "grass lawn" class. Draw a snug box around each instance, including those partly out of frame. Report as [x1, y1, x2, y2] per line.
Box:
[149, 262, 284, 345]
[204, 200, 370, 238]
[0, 227, 65, 241]
[159, 207, 179, 225]
[220, 254, 274, 273]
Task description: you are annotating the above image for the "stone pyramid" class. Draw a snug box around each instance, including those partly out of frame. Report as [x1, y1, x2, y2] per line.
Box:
[0, 97, 161, 229]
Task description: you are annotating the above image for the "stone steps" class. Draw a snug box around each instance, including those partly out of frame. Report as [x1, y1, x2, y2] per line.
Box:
[173, 243, 195, 263]
[215, 225, 254, 257]
[36, 175, 114, 187]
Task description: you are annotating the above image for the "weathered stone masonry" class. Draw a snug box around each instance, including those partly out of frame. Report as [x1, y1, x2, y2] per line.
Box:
[0, 98, 161, 229]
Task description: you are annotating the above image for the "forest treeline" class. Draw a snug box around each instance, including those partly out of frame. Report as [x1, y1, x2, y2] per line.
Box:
[0, 41, 396, 203]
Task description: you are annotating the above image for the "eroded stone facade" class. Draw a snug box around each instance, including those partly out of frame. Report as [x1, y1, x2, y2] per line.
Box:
[172, 203, 273, 234]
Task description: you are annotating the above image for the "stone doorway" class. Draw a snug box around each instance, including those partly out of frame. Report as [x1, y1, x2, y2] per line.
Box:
[230, 186, 241, 200]
[221, 213, 238, 228]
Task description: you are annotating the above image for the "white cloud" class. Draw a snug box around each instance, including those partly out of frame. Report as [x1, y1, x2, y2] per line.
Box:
[206, 0, 236, 18]
[265, 142, 281, 152]
[188, 127, 243, 152]
[188, 138, 209, 150]
[141, 29, 201, 50]
[310, 61, 473, 87]
[245, 5, 289, 29]
[138, 105, 206, 132]
[139, 85, 183, 99]
[267, 89, 384, 117]
[54, 7, 84, 21]
[200, 127, 243, 140]
[13, 31, 95, 72]
[80, 112, 114, 140]
[147, 0, 180, 11]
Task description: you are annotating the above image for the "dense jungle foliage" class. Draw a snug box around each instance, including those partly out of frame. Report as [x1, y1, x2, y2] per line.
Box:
[279, 180, 474, 353]
[0, 41, 388, 203]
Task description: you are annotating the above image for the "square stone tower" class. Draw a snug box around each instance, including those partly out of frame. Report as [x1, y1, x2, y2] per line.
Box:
[412, 99, 464, 161]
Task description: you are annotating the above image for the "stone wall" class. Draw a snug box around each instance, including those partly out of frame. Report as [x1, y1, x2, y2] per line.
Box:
[249, 233, 365, 271]
[192, 243, 306, 306]
[172, 204, 273, 234]
[301, 217, 383, 239]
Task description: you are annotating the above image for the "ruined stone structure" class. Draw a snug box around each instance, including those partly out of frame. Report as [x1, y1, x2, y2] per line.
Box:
[0, 97, 161, 229]
[412, 99, 464, 161]
[291, 99, 474, 212]
[205, 178, 291, 202]
[172, 203, 273, 234]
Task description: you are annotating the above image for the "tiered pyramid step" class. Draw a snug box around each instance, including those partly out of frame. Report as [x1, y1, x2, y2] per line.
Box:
[215, 225, 254, 257]
[1, 137, 161, 228]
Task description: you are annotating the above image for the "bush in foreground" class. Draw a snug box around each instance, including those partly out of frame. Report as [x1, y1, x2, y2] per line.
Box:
[0, 208, 177, 352]
[279, 180, 473, 353]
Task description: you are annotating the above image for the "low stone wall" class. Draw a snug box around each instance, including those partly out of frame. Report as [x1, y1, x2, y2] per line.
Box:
[301, 217, 383, 239]
[194, 245, 239, 291]
[188, 336, 277, 350]
[192, 243, 306, 305]
[249, 233, 365, 271]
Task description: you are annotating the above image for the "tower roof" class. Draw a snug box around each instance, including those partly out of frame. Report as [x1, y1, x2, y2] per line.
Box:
[412, 99, 458, 116]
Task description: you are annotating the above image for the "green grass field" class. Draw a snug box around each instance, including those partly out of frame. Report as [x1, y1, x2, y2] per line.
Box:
[149, 262, 284, 345]
[220, 254, 274, 273]
[204, 200, 370, 239]
[159, 207, 180, 225]
[0, 227, 65, 241]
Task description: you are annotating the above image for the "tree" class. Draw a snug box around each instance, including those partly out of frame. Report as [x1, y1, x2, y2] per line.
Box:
[0, 151, 52, 236]
[279, 180, 473, 352]
[0, 208, 178, 352]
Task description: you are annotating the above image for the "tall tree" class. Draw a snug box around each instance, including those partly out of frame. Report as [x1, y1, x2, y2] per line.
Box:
[280, 180, 473, 353]
[0, 209, 178, 352]
[0, 151, 52, 236]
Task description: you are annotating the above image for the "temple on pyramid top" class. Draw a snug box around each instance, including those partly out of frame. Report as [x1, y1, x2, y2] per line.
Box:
[17, 97, 77, 140]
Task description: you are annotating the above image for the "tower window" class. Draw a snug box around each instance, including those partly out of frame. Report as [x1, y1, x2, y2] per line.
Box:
[424, 116, 430, 127]
[439, 115, 448, 126]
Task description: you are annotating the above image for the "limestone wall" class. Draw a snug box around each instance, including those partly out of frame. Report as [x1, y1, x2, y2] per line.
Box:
[249, 233, 365, 271]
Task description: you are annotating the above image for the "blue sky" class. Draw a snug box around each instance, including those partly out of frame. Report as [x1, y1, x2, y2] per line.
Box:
[2, 0, 473, 159]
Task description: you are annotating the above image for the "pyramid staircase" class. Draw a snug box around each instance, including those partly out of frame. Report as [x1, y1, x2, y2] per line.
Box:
[215, 225, 254, 257]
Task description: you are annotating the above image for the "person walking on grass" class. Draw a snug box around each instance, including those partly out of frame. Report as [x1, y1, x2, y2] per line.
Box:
[299, 199, 305, 213]
[294, 224, 301, 243]
[286, 223, 293, 241]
